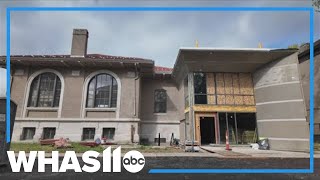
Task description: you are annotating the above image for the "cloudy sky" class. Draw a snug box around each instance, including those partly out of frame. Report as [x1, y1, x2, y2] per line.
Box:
[0, 0, 319, 69]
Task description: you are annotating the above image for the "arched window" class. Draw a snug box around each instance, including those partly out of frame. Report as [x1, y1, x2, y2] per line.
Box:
[28, 72, 62, 107]
[86, 73, 118, 108]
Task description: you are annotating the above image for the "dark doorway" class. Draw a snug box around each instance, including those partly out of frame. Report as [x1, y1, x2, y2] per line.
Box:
[200, 117, 215, 144]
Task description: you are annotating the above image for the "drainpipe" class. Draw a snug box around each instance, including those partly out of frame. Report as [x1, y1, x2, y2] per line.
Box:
[133, 63, 140, 117]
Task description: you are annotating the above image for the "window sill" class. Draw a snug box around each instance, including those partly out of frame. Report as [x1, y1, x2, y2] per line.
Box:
[85, 108, 117, 112]
[26, 107, 59, 111]
[153, 113, 167, 115]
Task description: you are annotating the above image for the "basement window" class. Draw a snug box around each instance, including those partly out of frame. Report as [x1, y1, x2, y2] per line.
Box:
[82, 128, 95, 141]
[42, 127, 56, 140]
[102, 128, 115, 140]
[22, 127, 36, 140]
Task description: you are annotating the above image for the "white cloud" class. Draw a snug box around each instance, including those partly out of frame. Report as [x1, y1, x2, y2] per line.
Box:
[0, 0, 318, 68]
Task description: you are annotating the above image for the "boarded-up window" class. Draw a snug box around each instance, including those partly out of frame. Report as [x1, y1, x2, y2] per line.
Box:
[206, 73, 216, 104]
[194, 72, 255, 105]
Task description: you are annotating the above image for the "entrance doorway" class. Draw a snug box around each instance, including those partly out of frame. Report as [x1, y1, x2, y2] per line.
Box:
[195, 113, 218, 145]
[200, 117, 215, 144]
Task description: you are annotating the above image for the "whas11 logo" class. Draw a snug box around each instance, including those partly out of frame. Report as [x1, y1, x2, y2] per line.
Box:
[7, 146, 145, 173]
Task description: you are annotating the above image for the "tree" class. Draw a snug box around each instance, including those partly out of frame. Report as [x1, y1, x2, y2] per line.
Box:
[313, 0, 320, 12]
[288, 44, 299, 49]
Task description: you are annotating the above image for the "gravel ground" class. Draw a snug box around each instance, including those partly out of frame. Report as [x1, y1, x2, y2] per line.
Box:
[0, 157, 319, 180]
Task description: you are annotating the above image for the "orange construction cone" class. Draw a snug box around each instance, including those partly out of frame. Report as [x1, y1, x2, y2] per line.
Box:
[225, 130, 232, 151]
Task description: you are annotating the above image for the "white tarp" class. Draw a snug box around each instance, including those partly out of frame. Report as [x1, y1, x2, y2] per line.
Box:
[0, 68, 6, 98]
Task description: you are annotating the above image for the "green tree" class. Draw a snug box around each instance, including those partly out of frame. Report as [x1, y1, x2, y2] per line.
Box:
[288, 44, 299, 49]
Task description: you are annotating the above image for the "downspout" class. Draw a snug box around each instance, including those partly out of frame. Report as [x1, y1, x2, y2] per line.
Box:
[132, 63, 140, 143]
[133, 63, 140, 117]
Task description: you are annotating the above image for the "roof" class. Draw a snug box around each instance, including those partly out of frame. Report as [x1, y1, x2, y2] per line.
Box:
[298, 39, 320, 60]
[179, 47, 272, 51]
[1, 53, 152, 61]
[154, 66, 173, 74]
[0, 53, 157, 75]
[0, 53, 176, 76]
[172, 47, 298, 83]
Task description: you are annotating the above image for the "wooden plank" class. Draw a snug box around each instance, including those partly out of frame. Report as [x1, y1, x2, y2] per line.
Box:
[206, 73, 216, 104]
[217, 95, 226, 105]
[239, 73, 254, 95]
[206, 73, 215, 94]
[243, 96, 255, 105]
[216, 73, 225, 94]
[193, 104, 256, 112]
[225, 95, 234, 105]
[232, 73, 240, 94]
[234, 95, 243, 105]
[207, 95, 216, 105]
[195, 114, 201, 144]
[224, 73, 233, 94]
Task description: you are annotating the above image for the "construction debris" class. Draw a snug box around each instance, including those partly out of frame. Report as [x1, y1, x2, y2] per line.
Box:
[185, 140, 200, 152]
[54, 138, 72, 149]
[39, 139, 60, 146]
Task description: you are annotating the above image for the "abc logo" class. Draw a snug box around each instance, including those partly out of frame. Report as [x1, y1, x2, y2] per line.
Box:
[122, 150, 145, 173]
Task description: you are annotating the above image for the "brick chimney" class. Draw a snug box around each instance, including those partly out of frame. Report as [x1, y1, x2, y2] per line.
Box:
[71, 29, 89, 57]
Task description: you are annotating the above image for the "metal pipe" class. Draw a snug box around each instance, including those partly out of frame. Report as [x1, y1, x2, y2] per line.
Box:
[133, 63, 140, 117]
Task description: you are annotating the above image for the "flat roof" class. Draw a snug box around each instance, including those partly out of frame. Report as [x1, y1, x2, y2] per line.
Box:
[172, 47, 298, 82]
[179, 47, 272, 51]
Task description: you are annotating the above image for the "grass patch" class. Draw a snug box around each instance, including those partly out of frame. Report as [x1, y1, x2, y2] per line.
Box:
[10, 143, 183, 153]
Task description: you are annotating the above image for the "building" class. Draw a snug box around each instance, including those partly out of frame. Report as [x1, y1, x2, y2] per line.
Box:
[0, 29, 316, 152]
[298, 39, 320, 142]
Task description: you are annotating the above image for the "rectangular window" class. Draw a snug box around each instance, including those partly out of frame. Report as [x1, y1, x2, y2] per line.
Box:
[194, 72, 207, 104]
[218, 112, 257, 145]
[82, 128, 95, 141]
[42, 127, 56, 140]
[102, 128, 115, 140]
[22, 127, 36, 140]
[154, 89, 167, 113]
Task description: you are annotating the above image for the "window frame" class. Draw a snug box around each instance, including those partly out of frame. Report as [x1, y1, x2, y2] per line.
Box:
[82, 128, 96, 141]
[27, 72, 62, 108]
[42, 127, 56, 140]
[86, 73, 118, 108]
[102, 128, 116, 140]
[154, 89, 167, 113]
[22, 127, 36, 140]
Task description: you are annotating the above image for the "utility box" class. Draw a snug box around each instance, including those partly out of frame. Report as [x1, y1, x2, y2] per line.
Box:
[0, 98, 17, 166]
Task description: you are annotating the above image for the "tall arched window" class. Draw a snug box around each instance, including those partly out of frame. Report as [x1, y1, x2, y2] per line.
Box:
[86, 73, 118, 108]
[28, 72, 62, 107]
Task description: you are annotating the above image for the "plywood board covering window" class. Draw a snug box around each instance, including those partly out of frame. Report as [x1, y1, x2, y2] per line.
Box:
[206, 73, 216, 104]
[193, 72, 255, 106]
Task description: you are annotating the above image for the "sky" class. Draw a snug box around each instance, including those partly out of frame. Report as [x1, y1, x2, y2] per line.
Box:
[0, 0, 319, 70]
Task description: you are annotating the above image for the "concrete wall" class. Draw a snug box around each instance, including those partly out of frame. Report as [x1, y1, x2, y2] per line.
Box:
[11, 121, 139, 143]
[298, 53, 320, 135]
[253, 53, 310, 152]
[140, 78, 184, 143]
